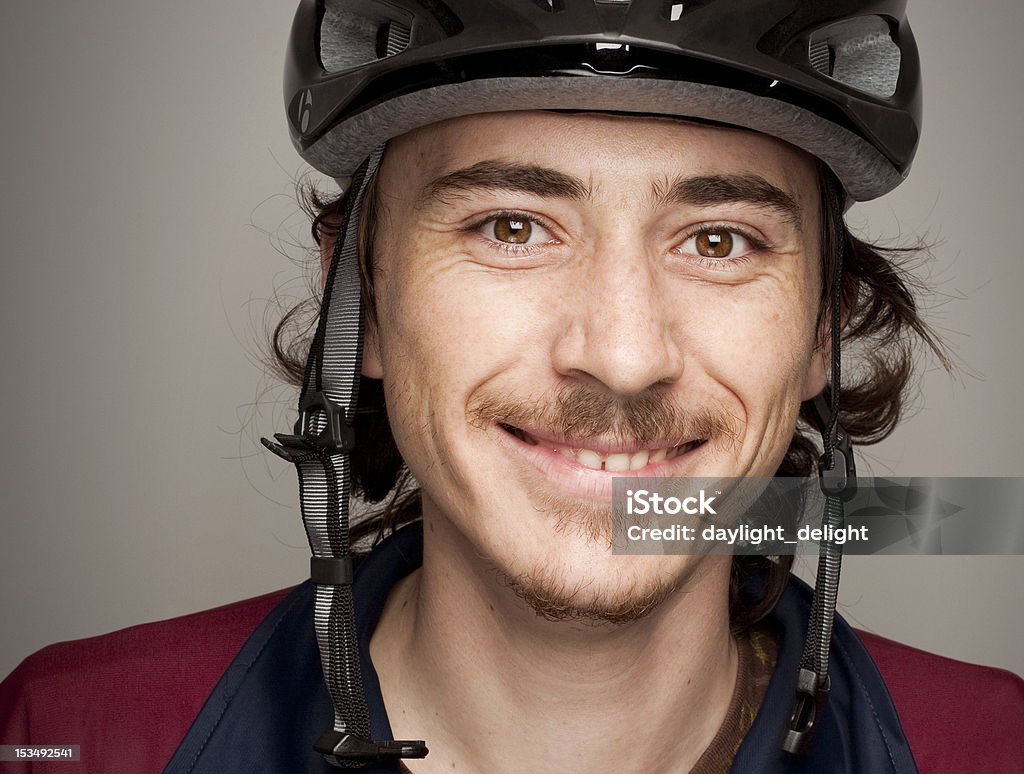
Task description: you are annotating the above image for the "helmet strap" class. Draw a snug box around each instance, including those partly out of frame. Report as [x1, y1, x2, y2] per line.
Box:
[263, 146, 428, 767]
[781, 181, 855, 755]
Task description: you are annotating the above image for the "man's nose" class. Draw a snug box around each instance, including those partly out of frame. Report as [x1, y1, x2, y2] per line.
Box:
[551, 245, 685, 396]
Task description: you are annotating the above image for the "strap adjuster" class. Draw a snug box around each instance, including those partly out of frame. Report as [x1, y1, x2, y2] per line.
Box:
[261, 391, 355, 461]
[315, 731, 428, 764]
[817, 429, 857, 501]
[813, 395, 857, 501]
[310, 556, 353, 586]
[781, 668, 831, 755]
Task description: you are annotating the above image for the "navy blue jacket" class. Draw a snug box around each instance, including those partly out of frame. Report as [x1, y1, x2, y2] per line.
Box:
[165, 523, 919, 773]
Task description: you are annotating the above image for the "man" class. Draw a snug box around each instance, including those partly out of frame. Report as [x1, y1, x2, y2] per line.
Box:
[2, 1, 1022, 772]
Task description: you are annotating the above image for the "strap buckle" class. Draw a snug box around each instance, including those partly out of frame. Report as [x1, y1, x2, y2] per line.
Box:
[261, 390, 355, 462]
[813, 395, 857, 501]
[817, 431, 857, 501]
[781, 667, 831, 755]
[315, 731, 428, 764]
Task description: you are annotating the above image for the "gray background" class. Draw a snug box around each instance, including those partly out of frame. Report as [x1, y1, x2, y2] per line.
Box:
[1, 1, 1021, 681]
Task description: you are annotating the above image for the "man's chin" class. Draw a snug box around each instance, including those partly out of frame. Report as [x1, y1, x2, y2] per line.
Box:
[498, 563, 682, 625]
[497, 573, 675, 626]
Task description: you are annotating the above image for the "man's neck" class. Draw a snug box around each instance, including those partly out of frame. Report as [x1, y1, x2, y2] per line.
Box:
[370, 517, 738, 774]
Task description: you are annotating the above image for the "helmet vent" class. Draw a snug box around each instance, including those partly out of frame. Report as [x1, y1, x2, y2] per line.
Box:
[808, 16, 901, 99]
[664, 2, 710, 23]
[320, 0, 461, 73]
[320, 7, 379, 72]
[809, 39, 832, 74]
[376, 20, 411, 58]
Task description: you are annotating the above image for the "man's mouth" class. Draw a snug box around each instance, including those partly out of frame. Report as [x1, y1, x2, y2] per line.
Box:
[499, 423, 706, 472]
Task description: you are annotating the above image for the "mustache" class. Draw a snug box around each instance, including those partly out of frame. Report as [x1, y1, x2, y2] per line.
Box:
[468, 384, 740, 447]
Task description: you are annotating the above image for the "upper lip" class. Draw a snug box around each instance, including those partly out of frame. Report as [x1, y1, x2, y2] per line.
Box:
[501, 423, 699, 454]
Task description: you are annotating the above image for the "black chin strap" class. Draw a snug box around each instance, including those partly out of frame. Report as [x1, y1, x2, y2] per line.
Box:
[263, 147, 427, 767]
[781, 183, 855, 755]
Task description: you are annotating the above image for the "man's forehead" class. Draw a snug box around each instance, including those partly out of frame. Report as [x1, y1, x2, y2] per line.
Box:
[384, 110, 819, 214]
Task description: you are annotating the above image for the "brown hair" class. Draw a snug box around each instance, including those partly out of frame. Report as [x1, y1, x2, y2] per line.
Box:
[270, 163, 948, 632]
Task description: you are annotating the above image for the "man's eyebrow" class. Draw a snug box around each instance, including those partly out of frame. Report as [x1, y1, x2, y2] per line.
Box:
[421, 160, 591, 205]
[658, 173, 803, 227]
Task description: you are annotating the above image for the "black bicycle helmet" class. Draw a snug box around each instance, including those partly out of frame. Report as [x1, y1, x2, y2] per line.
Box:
[266, 1, 922, 766]
[285, 0, 920, 200]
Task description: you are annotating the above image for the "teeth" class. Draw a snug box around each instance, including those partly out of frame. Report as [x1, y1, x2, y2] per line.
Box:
[629, 450, 649, 471]
[576, 449, 604, 470]
[505, 424, 702, 471]
[604, 453, 631, 472]
[554, 441, 698, 471]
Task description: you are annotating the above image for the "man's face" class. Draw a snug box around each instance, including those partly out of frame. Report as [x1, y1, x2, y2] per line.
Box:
[363, 112, 825, 619]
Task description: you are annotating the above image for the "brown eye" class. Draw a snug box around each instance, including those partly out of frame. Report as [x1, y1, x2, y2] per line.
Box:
[695, 230, 733, 258]
[493, 217, 532, 244]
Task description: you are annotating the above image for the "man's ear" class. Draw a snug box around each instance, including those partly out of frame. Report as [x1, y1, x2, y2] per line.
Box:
[319, 231, 335, 283]
[361, 321, 384, 379]
[320, 233, 384, 380]
[802, 342, 829, 401]
[802, 288, 853, 401]
[802, 305, 835, 401]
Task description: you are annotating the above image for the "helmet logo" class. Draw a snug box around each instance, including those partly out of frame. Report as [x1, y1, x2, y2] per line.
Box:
[298, 90, 313, 134]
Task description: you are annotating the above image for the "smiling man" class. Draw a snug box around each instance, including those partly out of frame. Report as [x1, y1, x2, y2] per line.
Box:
[2, 1, 1023, 772]
[356, 113, 821, 772]
[245, 1, 1023, 770]
[364, 113, 821, 627]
